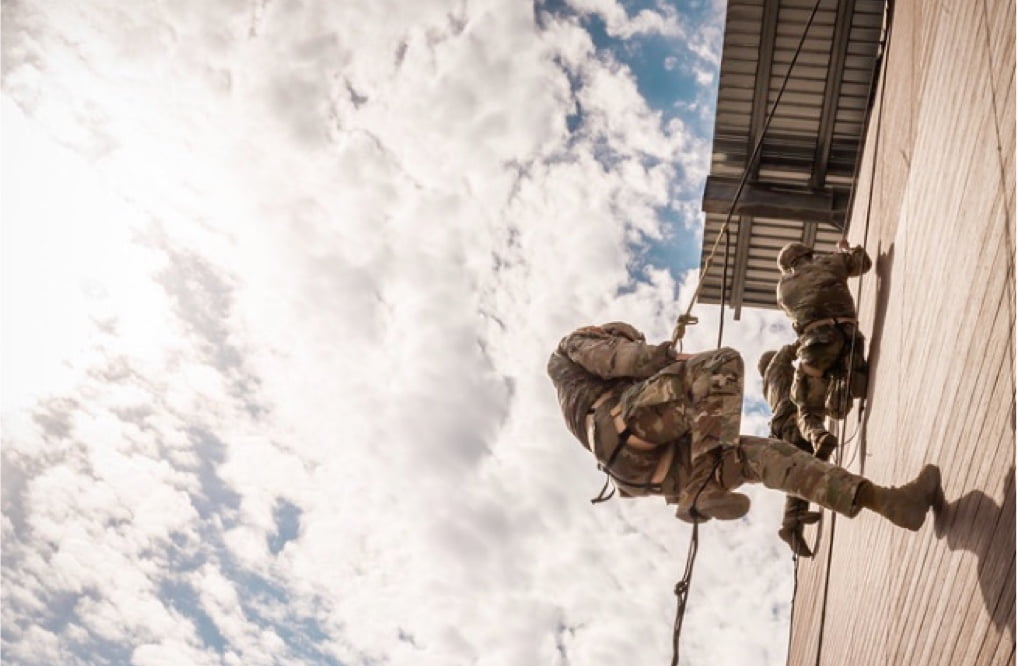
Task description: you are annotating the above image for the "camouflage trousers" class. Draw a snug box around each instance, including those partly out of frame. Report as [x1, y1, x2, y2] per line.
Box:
[607, 347, 743, 515]
[710, 436, 865, 517]
[607, 347, 864, 519]
[617, 346, 743, 459]
[792, 323, 868, 447]
[771, 408, 819, 524]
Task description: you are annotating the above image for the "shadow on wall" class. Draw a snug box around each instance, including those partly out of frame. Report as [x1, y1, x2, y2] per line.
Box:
[933, 465, 1016, 643]
[856, 240, 895, 478]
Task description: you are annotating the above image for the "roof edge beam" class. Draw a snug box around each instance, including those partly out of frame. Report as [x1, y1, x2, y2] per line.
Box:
[730, 214, 754, 321]
[747, 0, 781, 179]
[702, 176, 845, 225]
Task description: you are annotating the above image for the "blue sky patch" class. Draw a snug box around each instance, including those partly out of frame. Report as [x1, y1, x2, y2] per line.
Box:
[539, 0, 721, 288]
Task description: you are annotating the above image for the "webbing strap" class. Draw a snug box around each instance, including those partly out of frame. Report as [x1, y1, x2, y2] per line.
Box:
[590, 425, 666, 504]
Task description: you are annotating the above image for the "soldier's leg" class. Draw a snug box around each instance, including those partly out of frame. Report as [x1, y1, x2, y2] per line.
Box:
[792, 366, 834, 456]
[779, 497, 821, 556]
[611, 351, 755, 523]
[670, 347, 749, 522]
[685, 347, 744, 459]
[605, 364, 692, 496]
[774, 423, 820, 555]
[727, 436, 941, 529]
[617, 357, 701, 445]
[794, 327, 846, 458]
[733, 435, 863, 516]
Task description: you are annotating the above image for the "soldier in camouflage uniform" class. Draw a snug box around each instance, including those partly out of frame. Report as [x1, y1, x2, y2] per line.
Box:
[776, 239, 872, 460]
[547, 322, 940, 532]
[760, 345, 821, 557]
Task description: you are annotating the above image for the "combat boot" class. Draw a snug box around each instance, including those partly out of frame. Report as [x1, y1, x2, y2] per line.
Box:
[675, 448, 751, 523]
[694, 486, 751, 521]
[675, 483, 751, 523]
[855, 465, 941, 530]
[778, 498, 821, 557]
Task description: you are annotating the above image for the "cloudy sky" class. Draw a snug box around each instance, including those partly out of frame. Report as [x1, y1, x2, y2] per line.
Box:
[2, 1, 803, 664]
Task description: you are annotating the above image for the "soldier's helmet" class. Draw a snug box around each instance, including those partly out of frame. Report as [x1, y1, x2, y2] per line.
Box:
[601, 321, 646, 342]
[757, 350, 777, 378]
[777, 242, 814, 273]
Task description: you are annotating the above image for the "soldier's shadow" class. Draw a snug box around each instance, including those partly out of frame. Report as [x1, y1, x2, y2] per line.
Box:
[933, 466, 1016, 642]
[856, 240, 894, 477]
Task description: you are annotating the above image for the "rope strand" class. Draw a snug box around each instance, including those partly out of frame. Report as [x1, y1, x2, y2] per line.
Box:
[668, 2, 827, 664]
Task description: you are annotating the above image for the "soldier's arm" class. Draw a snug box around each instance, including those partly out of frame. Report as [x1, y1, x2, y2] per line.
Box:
[772, 343, 798, 369]
[560, 330, 675, 379]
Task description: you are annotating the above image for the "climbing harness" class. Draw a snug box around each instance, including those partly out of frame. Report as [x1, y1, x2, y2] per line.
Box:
[586, 399, 674, 503]
[589, 429, 668, 503]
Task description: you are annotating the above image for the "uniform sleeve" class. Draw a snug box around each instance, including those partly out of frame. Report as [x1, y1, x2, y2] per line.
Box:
[773, 343, 798, 367]
[841, 245, 872, 276]
[559, 329, 675, 379]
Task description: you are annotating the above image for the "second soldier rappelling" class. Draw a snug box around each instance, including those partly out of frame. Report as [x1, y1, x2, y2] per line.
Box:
[775, 239, 872, 461]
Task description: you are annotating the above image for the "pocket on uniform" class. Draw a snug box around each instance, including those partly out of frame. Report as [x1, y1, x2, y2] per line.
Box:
[617, 362, 686, 418]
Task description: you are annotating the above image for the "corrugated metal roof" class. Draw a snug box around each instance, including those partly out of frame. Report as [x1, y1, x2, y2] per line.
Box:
[698, 0, 885, 317]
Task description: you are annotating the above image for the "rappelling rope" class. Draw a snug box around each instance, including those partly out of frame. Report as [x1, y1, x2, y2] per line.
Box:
[799, 3, 894, 665]
[671, 0, 827, 353]
[668, 454, 723, 666]
[667, 1, 827, 663]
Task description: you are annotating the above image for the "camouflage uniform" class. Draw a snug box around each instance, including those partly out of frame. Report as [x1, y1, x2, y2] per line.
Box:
[761, 345, 822, 555]
[547, 323, 868, 523]
[776, 243, 872, 453]
[760, 344, 811, 450]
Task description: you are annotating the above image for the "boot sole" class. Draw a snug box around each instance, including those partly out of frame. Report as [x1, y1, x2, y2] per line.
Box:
[901, 465, 942, 531]
[696, 493, 751, 521]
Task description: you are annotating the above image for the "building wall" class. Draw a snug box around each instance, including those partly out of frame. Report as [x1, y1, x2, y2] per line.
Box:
[787, 0, 1016, 664]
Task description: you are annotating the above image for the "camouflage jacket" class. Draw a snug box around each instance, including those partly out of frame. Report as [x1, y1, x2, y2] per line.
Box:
[776, 246, 872, 332]
[546, 325, 676, 446]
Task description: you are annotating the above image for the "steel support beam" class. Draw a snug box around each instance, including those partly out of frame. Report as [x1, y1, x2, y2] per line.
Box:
[702, 176, 844, 225]
[730, 0, 782, 319]
[811, 0, 856, 189]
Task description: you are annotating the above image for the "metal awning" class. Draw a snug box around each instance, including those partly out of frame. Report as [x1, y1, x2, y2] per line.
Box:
[697, 0, 886, 317]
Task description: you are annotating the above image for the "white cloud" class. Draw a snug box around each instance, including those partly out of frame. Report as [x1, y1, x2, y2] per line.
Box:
[565, 0, 685, 38]
[2, 1, 801, 665]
